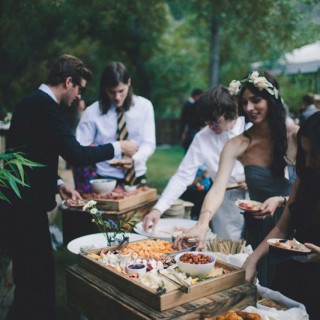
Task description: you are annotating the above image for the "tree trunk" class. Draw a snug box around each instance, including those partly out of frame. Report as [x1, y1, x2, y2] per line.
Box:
[210, 17, 220, 87]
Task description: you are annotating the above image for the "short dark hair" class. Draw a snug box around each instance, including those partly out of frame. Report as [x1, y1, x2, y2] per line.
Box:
[302, 94, 314, 106]
[99, 62, 133, 114]
[197, 86, 238, 122]
[46, 54, 92, 85]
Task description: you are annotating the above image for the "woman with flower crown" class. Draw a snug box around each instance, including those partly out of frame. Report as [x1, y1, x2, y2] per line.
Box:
[174, 71, 299, 287]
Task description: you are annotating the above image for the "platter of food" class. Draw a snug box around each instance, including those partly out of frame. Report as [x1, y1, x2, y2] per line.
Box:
[81, 186, 157, 211]
[235, 199, 263, 212]
[78, 238, 246, 311]
[67, 232, 147, 254]
[62, 199, 87, 208]
[267, 238, 311, 254]
[134, 218, 197, 239]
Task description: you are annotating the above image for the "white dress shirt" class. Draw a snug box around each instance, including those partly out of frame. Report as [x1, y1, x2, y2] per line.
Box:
[154, 116, 249, 240]
[76, 95, 156, 179]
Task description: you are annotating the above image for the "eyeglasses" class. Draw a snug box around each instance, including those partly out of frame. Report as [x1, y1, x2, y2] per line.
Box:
[71, 79, 86, 95]
[204, 119, 221, 126]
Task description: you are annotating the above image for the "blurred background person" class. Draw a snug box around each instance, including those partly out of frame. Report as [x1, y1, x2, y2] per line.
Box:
[76, 62, 156, 187]
[299, 93, 318, 125]
[180, 88, 204, 153]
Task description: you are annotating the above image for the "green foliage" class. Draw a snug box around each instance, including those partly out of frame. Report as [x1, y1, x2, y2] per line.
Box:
[0, 151, 45, 202]
[147, 146, 184, 192]
[0, 0, 319, 118]
[279, 73, 318, 117]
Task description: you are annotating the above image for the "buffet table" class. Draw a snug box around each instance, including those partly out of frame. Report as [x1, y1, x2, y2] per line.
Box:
[66, 264, 257, 320]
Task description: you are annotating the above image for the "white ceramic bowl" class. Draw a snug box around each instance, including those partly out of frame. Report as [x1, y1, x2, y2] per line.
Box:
[124, 185, 137, 192]
[90, 179, 116, 194]
[175, 251, 216, 277]
[126, 263, 147, 276]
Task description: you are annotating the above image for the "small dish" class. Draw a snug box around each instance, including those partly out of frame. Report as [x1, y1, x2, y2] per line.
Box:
[175, 251, 216, 277]
[124, 185, 137, 192]
[235, 199, 262, 212]
[89, 179, 116, 194]
[126, 263, 147, 276]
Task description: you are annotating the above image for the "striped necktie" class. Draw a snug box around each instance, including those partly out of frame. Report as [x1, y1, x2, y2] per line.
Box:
[116, 108, 136, 185]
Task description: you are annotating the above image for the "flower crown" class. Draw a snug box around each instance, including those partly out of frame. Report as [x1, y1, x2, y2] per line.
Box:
[228, 71, 279, 99]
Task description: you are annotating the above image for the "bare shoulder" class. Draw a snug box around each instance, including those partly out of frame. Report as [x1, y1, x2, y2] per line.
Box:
[224, 134, 250, 157]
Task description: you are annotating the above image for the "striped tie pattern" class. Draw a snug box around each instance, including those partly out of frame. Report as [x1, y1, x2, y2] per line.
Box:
[116, 109, 136, 185]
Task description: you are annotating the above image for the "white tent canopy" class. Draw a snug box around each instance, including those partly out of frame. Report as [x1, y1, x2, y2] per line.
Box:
[253, 41, 320, 75]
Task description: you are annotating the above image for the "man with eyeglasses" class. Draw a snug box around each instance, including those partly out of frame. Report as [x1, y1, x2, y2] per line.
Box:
[143, 86, 250, 241]
[1, 54, 137, 320]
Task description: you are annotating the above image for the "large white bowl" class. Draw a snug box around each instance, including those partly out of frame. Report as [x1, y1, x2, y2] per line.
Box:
[175, 251, 216, 277]
[90, 179, 116, 194]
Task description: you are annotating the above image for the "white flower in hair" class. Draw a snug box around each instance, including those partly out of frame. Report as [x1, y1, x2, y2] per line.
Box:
[228, 80, 241, 96]
[253, 77, 269, 91]
[249, 71, 259, 81]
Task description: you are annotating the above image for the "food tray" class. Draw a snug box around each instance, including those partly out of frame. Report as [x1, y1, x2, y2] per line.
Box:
[78, 245, 246, 311]
[94, 188, 157, 211]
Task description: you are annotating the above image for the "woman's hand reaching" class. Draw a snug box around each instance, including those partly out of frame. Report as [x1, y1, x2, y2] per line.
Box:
[142, 209, 161, 233]
[173, 223, 209, 250]
[242, 256, 258, 284]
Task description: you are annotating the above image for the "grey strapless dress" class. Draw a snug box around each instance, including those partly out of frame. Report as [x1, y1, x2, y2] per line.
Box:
[244, 165, 296, 286]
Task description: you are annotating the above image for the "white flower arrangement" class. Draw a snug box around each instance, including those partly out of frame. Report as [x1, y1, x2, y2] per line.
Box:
[228, 71, 279, 99]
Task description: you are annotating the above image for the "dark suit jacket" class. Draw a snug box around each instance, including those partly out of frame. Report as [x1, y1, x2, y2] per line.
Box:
[6, 89, 115, 211]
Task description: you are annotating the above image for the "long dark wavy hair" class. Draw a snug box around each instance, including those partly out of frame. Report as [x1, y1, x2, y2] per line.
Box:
[99, 62, 133, 114]
[290, 112, 320, 243]
[238, 71, 287, 177]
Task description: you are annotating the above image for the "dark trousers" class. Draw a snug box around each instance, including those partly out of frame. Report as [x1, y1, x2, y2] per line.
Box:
[1, 203, 55, 320]
[272, 260, 320, 319]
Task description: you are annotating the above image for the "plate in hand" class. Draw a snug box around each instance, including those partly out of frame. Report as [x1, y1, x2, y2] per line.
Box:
[235, 199, 262, 212]
[62, 199, 87, 208]
[267, 238, 311, 254]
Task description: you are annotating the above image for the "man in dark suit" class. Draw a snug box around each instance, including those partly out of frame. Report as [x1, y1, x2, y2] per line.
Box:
[0, 54, 137, 320]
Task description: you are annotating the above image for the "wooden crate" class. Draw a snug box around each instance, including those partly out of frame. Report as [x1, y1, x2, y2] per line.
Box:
[95, 188, 157, 211]
[67, 264, 256, 320]
[78, 249, 246, 311]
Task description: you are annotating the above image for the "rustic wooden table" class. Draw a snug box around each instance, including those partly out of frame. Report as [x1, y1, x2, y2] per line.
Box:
[66, 265, 257, 320]
[61, 199, 157, 245]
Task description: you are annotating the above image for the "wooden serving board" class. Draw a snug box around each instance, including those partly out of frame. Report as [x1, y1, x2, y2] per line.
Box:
[95, 188, 157, 211]
[67, 264, 256, 320]
[78, 249, 246, 311]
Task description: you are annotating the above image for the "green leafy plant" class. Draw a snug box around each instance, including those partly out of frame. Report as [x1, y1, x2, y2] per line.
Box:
[0, 151, 44, 202]
[83, 200, 141, 246]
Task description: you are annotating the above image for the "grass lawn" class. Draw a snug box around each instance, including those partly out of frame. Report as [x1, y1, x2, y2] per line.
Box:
[54, 145, 184, 319]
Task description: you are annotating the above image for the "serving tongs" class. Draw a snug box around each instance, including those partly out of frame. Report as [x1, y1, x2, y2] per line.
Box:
[109, 236, 130, 254]
[165, 245, 197, 258]
[157, 270, 191, 294]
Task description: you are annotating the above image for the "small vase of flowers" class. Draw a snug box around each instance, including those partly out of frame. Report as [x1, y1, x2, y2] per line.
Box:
[83, 200, 141, 246]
